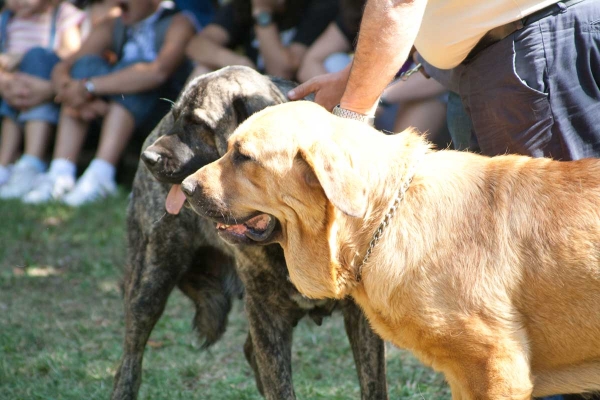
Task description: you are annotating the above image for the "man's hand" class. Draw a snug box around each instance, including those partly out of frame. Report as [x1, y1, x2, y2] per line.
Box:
[55, 79, 90, 109]
[287, 65, 350, 111]
[51, 62, 73, 96]
[3, 73, 54, 110]
[0, 70, 13, 96]
[77, 98, 109, 121]
[0, 53, 23, 72]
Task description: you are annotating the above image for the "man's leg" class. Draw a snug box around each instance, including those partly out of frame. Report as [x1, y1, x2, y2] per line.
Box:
[0, 116, 21, 186]
[0, 116, 21, 167]
[16, 47, 61, 162]
[21, 109, 88, 204]
[61, 102, 136, 206]
[23, 55, 113, 204]
[23, 121, 53, 160]
[95, 102, 136, 166]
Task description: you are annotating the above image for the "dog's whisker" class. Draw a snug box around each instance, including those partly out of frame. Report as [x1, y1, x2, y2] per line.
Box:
[160, 97, 176, 108]
[153, 212, 167, 225]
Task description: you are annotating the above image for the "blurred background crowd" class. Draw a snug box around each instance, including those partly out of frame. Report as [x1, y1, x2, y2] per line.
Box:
[0, 0, 451, 207]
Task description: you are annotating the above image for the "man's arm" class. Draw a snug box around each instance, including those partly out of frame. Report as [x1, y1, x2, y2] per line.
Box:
[341, 0, 428, 114]
[253, 0, 338, 79]
[55, 24, 82, 59]
[253, 24, 306, 80]
[289, 0, 428, 113]
[51, 15, 116, 92]
[186, 24, 256, 70]
[87, 14, 195, 95]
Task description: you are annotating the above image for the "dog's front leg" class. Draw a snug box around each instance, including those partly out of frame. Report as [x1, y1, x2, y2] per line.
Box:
[111, 236, 183, 400]
[245, 292, 297, 400]
[342, 300, 389, 399]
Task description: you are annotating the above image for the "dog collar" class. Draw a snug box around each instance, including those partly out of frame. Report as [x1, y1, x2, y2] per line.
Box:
[355, 146, 426, 283]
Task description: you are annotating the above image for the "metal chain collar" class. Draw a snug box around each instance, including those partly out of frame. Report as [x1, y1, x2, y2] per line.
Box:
[398, 63, 422, 81]
[355, 148, 425, 283]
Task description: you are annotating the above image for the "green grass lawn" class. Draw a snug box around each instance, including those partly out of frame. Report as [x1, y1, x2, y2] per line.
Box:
[0, 191, 450, 399]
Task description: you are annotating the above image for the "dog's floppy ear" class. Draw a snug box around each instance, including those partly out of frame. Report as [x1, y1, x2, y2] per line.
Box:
[232, 84, 286, 125]
[298, 142, 368, 218]
[232, 96, 251, 124]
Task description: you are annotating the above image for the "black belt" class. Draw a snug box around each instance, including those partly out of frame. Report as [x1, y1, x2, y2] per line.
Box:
[464, 0, 585, 62]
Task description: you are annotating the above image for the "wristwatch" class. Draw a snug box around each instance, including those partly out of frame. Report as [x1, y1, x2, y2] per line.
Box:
[83, 78, 96, 95]
[253, 10, 273, 27]
[332, 104, 375, 126]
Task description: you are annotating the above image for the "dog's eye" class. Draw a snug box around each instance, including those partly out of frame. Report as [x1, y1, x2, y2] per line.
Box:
[233, 149, 253, 164]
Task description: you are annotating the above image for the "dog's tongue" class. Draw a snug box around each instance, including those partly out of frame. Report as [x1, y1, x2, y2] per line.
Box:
[166, 184, 186, 215]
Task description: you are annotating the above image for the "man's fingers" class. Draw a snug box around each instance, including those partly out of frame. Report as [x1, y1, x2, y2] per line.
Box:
[288, 79, 318, 100]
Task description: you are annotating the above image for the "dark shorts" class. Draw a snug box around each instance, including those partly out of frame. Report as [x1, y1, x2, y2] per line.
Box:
[452, 0, 600, 160]
[0, 47, 61, 125]
[70, 55, 162, 128]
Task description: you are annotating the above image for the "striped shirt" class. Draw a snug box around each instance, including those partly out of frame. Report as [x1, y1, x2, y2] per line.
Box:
[2, 2, 85, 54]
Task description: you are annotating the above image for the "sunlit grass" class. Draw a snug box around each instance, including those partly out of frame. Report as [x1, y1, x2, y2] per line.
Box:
[0, 192, 450, 399]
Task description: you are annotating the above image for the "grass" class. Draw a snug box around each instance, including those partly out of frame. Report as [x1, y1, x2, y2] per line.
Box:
[0, 190, 450, 399]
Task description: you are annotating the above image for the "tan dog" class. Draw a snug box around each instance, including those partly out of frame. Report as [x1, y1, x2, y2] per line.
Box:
[181, 101, 600, 399]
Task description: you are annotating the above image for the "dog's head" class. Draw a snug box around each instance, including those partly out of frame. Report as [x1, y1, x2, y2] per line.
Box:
[180, 101, 390, 299]
[141, 66, 289, 214]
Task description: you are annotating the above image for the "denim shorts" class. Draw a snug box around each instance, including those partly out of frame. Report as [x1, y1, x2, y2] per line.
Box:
[69, 55, 161, 128]
[451, 0, 600, 160]
[0, 47, 61, 125]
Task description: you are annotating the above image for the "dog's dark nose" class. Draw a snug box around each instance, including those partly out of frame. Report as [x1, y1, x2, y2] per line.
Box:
[141, 150, 161, 166]
[181, 179, 196, 197]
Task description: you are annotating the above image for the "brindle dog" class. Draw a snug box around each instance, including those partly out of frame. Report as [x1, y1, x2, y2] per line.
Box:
[111, 66, 388, 400]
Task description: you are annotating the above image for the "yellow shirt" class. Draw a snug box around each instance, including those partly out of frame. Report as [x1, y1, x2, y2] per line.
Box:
[414, 0, 558, 69]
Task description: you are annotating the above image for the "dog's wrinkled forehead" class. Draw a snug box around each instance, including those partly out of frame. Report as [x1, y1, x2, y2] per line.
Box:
[174, 67, 283, 129]
[228, 111, 305, 164]
[174, 76, 229, 125]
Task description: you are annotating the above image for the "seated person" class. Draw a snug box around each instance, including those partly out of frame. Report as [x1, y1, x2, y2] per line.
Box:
[186, 0, 338, 80]
[297, 0, 364, 81]
[22, 0, 196, 206]
[0, 0, 85, 195]
[77, 0, 122, 39]
[174, 0, 216, 32]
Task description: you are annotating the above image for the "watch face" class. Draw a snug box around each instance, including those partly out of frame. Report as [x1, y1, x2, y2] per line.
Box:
[84, 80, 95, 94]
[255, 11, 272, 26]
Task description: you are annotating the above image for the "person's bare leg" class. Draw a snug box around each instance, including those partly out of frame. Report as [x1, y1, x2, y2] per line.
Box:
[59, 102, 135, 206]
[20, 109, 87, 203]
[1, 120, 53, 198]
[95, 102, 135, 166]
[0, 117, 22, 165]
[23, 121, 53, 159]
[53, 107, 89, 161]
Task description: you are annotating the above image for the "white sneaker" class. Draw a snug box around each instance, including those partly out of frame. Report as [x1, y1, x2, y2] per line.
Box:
[0, 162, 43, 199]
[0, 164, 13, 187]
[62, 169, 116, 207]
[22, 173, 75, 204]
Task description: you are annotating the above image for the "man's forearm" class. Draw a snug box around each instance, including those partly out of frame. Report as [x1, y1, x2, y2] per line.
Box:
[254, 25, 298, 79]
[341, 0, 428, 114]
[88, 63, 170, 96]
[188, 35, 251, 69]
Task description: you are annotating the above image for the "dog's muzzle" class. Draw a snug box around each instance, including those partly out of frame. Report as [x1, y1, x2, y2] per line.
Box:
[181, 178, 280, 245]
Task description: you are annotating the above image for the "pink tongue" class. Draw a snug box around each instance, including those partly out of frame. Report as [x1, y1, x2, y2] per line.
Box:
[165, 184, 186, 215]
